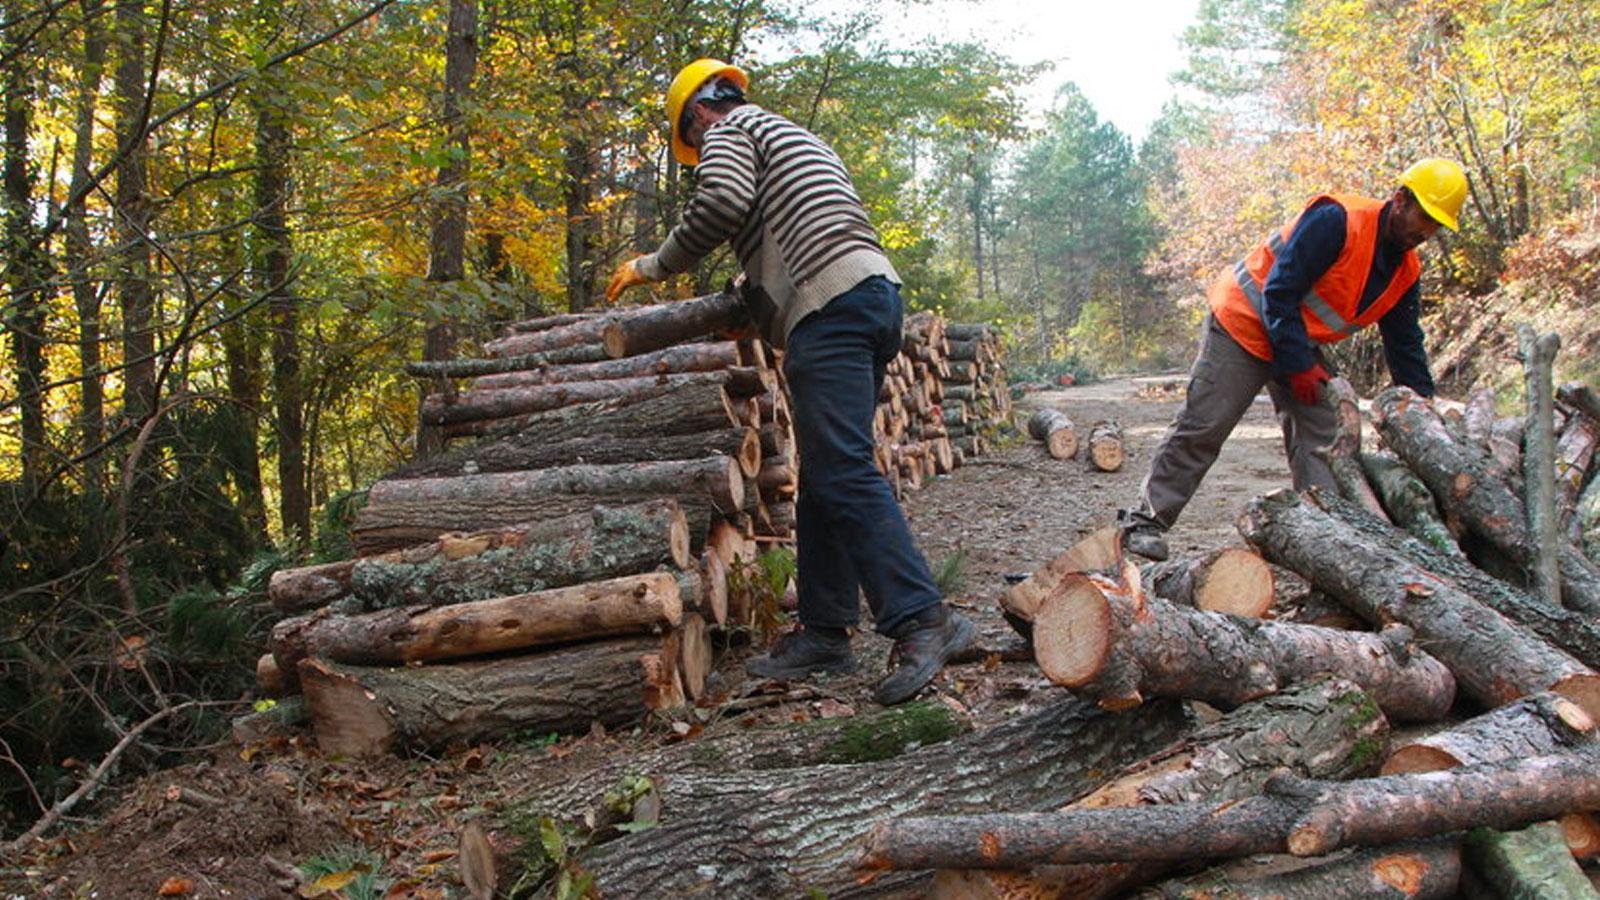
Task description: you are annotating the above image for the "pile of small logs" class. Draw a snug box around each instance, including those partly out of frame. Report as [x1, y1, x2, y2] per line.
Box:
[253, 293, 1010, 757]
[1027, 408, 1126, 472]
[864, 329, 1600, 897]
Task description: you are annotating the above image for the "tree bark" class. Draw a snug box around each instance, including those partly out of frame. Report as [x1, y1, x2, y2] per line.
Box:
[1027, 409, 1078, 460]
[481, 312, 613, 358]
[439, 376, 749, 439]
[1238, 489, 1600, 718]
[65, 0, 109, 484]
[935, 678, 1391, 900]
[1557, 382, 1600, 426]
[421, 368, 768, 427]
[1001, 525, 1123, 625]
[1579, 475, 1600, 562]
[351, 456, 743, 555]
[298, 639, 673, 756]
[1518, 324, 1564, 606]
[1373, 387, 1600, 616]
[600, 292, 750, 359]
[1358, 450, 1461, 556]
[1554, 412, 1598, 531]
[268, 558, 357, 613]
[1033, 572, 1455, 721]
[114, 0, 156, 419]
[1464, 822, 1598, 899]
[1086, 421, 1125, 472]
[860, 747, 1600, 869]
[470, 340, 741, 389]
[1133, 839, 1462, 900]
[1319, 377, 1387, 520]
[1141, 547, 1274, 618]
[388, 425, 761, 482]
[406, 342, 609, 378]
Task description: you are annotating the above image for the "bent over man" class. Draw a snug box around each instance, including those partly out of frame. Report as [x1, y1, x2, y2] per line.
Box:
[606, 59, 975, 705]
[1118, 158, 1469, 561]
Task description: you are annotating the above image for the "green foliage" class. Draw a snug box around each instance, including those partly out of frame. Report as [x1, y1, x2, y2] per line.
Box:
[313, 488, 368, 563]
[728, 547, 798, 640]
[931, 548, 967, 597]
[297, 845, 391, 900]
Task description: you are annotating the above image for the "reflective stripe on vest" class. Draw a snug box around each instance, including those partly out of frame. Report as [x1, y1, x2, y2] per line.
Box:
[1233, 231, 1360, 337]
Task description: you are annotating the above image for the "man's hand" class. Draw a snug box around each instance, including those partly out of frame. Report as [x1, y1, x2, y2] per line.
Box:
[1287, 363, 1331, 406]
[605, 257, 651, 304]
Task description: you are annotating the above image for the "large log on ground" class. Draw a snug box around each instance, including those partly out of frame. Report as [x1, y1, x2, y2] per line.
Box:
[268, 559, 357, 613]
[273, 572, 683, 672]
[351, 456, 743, 555]
[1239, 489, 1600, 717]
[1033, 572, 1455, 721]
[860, 746, 1600, 870]
[1313, 490, 1600, 669]
[386, 425, 761, 481]
[347, 500, 690, 608]
[1373, 386, 1600, 616]
[298, 638, 675, 757]
[1358, 450, 1461, 556]
[935, 679, 1390, 900]
[521, 696, 1197, 898]
[471, 340, 742, 389]
[1086, 420, 1125, 472]
[1133, 839, 1461, 900]
[601, 291, 749, 359]
[1140, 547, 1274, 618]
[421, 369, 768, 427]
[1027, 409, 1078, 460]
[1320, 376, 1388, 519]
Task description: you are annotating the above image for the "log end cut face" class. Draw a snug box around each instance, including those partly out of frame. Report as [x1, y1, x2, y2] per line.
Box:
[1552, 673, 1600, 724]
[1194, 548, 1275, 618]
[1032, 574, 1112, 687]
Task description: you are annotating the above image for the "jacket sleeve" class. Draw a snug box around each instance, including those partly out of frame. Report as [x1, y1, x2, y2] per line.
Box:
[1378, 282, 1435, 397]
[1261, 201, 1345, 376]
[636, 123, 758, 281]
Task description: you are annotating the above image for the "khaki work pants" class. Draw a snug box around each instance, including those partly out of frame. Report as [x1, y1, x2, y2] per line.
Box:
[1133, 314, 1339, 529]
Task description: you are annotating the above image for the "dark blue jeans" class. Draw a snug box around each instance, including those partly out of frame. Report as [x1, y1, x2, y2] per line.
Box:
[783, 276, 942, 636]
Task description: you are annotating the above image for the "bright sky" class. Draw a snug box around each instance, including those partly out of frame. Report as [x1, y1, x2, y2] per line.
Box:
[803, 0, 1203, 142]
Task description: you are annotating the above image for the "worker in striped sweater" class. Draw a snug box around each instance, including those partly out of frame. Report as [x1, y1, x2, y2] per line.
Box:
[606, 59, 975, 706]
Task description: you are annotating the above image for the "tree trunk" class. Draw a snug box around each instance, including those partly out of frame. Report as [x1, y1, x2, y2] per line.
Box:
[1358, 450, 1461, 556]
[1087, 420, 1125, 472]
[1033, 572, 1455, 721]
[421, 368, 768, 428]
[1140, 547, 1274, 618]
[600, 292, 750, 359]
[861, 747, 1600, 869]
[563, 132, 597, 312]
[1133, 839, 1462, 900]
[351, 457, 743, 554]
[1373, 387, 1600, 616]
[1464, 821, 1599, 899]
[273, 572, 682, 675]
[935, 679, 1391, 900]
[66, 0, 109, 484]
[545, 697, 1196, 898]
[1518, 325, 1564, 606]
[1319, 377, 1387, 520]
[1027, 409, 1078, 460]
[1238, 489, 1600, 718]
[299, 637, 679, 756]
[407, 342, 609, 378]
[471, 340, 740, 389]
[268, 558, 358, 613]
[114, 0, 156, 419]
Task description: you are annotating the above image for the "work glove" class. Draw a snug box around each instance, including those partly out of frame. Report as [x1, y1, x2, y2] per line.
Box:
[1286, 362, 1331, 406]
[605, 256, 651, 304]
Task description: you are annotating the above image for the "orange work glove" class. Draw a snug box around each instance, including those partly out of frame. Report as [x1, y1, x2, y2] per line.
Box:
[1286, 362, 1331, 406]
[605, 257, 651, 304]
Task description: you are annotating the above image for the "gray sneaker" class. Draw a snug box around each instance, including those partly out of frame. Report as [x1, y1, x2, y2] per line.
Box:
[746, 626, 855, 680]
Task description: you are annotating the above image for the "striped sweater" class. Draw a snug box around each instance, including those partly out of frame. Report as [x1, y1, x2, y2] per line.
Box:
[636, 104, 899, 346]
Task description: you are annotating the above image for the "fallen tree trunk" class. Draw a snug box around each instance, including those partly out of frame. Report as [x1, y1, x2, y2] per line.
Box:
[386, 425, 761, 481]
[1033, 573, 1455, 721]
[348, 500, 691, 608]
[1141, 547, 1274, 618]
[536, 696, 1197, 898]
[934, 678, 1390, 900]
[860, 746, 1600, 869]
[1238, 489, 1600, 718]
[298, 638, 675, 757]
[1133, 839, 1461, 900]
[1027, 409, 1078, 460]
[274, 572, 683, 672]
[351, 456, 743, 555]
[472, 340, 741, 389]
[1358, 450, 1460, 556]
[1320, 377, 1388, 520]
[1087, 420, 1125, 472]
[601, 292, 749, 359]
[1373, 386, 1600, 616]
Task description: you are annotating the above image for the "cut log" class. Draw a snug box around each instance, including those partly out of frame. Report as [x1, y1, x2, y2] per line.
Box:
[272, 572, 682, 673]
[231, 696, 308, 745]
[298, 638, 672, 756]
[1489, 415, 1525, 481]
[351, 456, 743, 555]
[676, 613, 712, 701]
[268, 559, 357, 613]
[1027, 409, 1078, 460]
[502, 311, 602, 334]
[601, 292, 749, 359]
[1554, 411, 1599, 525]
[255, 653, 288, 698]
[1086, 420, 1125, 472]
[1001, 526, 1122, 625]
[1320, 376, 1388, 519]
[1140, 547, 1274, 618]
[422, 369, 767, 428]
[347, 500, 690, 608]
[1580, 475, 1600, 562]
[1518, 324, 1565, 607]
[1463, 822, 1599, 899]
[1358, 450, 1461, 556]
[1239, 489, 1600, 718]
[1463, 387, 1496, 448]
[542, 696, 1196, 898]
[692, 552, 729, 625]
[482, 314, 614, 358]
[471, 340, 741, 389]
[1133, 839, 1462, 900]
[860, 746, 1600, 869]
[1558, 381, 1600, 425]
[386, 425, 761, 481]
[1033, 572, 1455, 720]
[1373, 386, 1600, 617]
[935, 678, 1391, 900]
[405, 342, 610, 378]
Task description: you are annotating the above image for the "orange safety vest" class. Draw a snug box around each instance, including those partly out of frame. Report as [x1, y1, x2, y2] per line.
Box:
[1208, 194, 1421, 361]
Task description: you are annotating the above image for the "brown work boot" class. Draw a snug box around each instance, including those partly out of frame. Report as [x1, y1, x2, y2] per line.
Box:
[874, 605, 976, 705]
[746, 625, 855, 680]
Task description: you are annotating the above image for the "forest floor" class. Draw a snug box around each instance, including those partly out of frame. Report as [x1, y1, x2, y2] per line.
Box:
[6, 375, 1303, 900]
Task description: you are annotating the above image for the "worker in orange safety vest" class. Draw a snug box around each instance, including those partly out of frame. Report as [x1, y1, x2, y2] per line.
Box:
[1118, 158, 1470, 561]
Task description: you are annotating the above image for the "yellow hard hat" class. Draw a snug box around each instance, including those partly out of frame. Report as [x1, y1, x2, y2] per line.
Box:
[1399, 158, 1468, 231]
[666, 58, 748, 166]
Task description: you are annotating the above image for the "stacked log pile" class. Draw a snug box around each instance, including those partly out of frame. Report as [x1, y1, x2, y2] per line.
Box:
[878, 347, 1600, 894]
[258, 294, 1010, 757]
